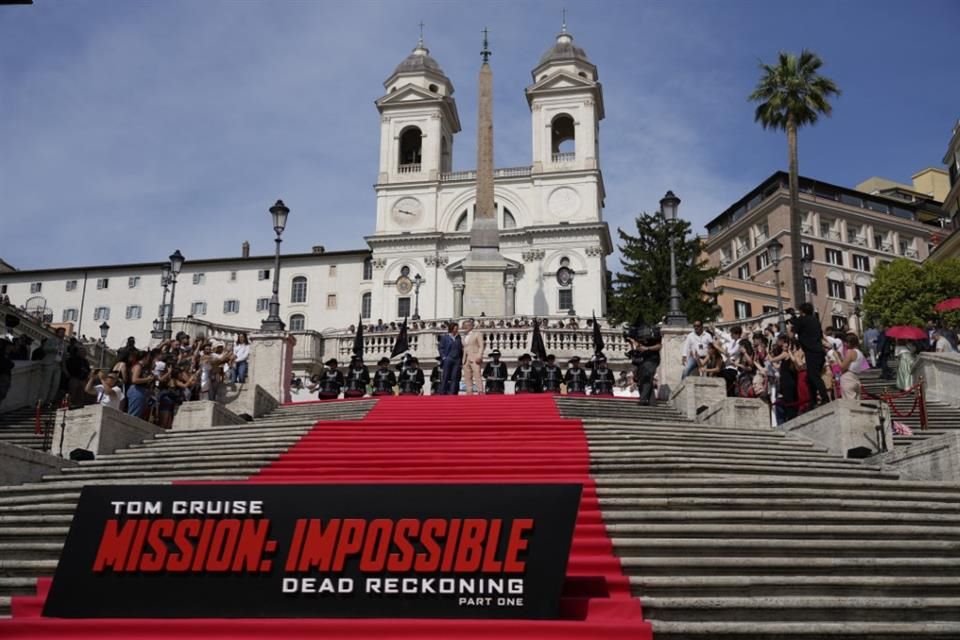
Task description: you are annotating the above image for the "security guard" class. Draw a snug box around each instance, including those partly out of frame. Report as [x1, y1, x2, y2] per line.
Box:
[512, 353, 542, 393]
[429, 356, 442, 395]
[312, 358, 344, 400]
[344, 354, 370, 398]
[398, 356, 425, 395]
[371, 357, 396, 396]
[590, 354, 616, 396]
[482, 350, 508, 394]
[541, 354, 562, 394]
[563, 356, 588, 395]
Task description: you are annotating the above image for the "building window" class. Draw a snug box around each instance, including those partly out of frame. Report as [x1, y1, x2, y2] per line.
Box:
[762, 305, 777, 314]
[0, 284, 6, 295]
[362, 258, 373, 280]
[128, 276, 140, 288]
[734, 300, 752, 320]
[825, 248, 843, 266]
[398, 126, 423, 167]
[819, 221, 832, 237]
[805, 277, 819, 295]
[94, 306, 110, 321]
[361, 292, 372, 319]
[852, 254, 870, 271]
[96, 278, 109, 290]
[827, 279, 846, 300]
[192, 273, 205, 285]
[737, 264, 751, 280]
[873, 232, 884, 250]
[229, 271, 238, 282]
[755, 222, 769, 242]
[397, 297, 411, 318]
[329, 265, 337, 277]
[899, 238, 914, 256]
[854, 284, 868, 302]
[558, 288, 574, 311]
[291, 276, 308, 304]
[62, 308, 78, 322]
[756, 251, 770, 271]
[30, 282, 42, 293]
[831, 315, 848, 330]
[256, 297, 270, 312]
[801, 243, 814, 260]
[326, 294, 337, 309]
[158, 303, 171, 318]
[191, 301, 207, 316]
[258, 269, 270, 281]
[65, 280, 78, 291]
[223, 300, 240, 314]
[289, 314, 305, 331]
[125, 305, 142, 320]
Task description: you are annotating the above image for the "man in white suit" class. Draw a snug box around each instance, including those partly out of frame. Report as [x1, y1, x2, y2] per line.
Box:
[461, 319, 485, 395]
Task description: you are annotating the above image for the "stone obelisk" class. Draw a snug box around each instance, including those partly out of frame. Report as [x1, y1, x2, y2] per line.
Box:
[462, 28, 509, 317]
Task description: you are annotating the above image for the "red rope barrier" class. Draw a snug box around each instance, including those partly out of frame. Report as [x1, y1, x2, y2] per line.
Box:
[862, 381, 928, 430]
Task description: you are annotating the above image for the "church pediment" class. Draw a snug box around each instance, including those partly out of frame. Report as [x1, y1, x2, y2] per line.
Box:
[377, 85, 445, 107]
[526, 71, 596, 94]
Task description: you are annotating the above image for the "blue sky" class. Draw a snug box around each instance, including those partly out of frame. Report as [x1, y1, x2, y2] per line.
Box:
[1, 0, 957, 271]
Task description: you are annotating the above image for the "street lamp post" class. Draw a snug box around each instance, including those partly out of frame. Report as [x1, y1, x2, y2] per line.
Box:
[165, 250, 184, 340]
[261, 200, 290, 332]
[98, 321, 110, 368]
[660, 190, 688, 326]
[152, 263, 172, 340]
[801, 255, 814, 304]
[767, 238, 786, 334]
[412, 274, 423, 321]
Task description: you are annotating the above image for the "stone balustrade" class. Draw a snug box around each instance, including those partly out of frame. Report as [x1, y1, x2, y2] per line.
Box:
[916, 352, 960, 408]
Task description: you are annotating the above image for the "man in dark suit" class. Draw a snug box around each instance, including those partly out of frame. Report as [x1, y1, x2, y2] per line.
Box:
[788, 302, 831, 407]
[438, 322, 463, 395]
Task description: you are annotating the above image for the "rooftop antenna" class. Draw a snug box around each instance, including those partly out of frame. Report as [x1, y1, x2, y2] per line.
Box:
[481, 27, 491, 63]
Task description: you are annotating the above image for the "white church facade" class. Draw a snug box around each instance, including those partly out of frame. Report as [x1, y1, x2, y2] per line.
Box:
[0, 28, 613, 347]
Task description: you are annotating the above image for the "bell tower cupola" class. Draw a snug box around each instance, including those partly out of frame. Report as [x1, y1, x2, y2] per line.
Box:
[376, 33, 461, 183]
[525, 21, 605, 174]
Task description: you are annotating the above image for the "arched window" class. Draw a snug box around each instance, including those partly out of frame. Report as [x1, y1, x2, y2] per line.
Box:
[551, 114, 575, 156]
[289, 314, 305, 331]
[399, 127, 422, 168]
[361, 292, 372, 320]
[453, 202, 519, 232]
[290, 276, 307, 304]
[502, 207, 517, 229]
[455, 212, 469, 231]
[362, 257, 373, 280]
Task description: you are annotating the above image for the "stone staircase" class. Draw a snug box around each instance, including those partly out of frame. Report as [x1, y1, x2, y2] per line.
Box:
[0, 395, 959, 638]
[557, 397, 960, 639]
[0, 406, 48, 452]
[860, 369, 960, 447]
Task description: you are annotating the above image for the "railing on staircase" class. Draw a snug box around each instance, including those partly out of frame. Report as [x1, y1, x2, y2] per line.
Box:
[862, 377, 928, 432]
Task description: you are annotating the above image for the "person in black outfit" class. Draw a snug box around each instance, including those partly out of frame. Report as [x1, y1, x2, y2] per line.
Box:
[626, 328, 662, 406]
[482, 350, 508, 394]
[589, 355, 616, 396]
[541, 354, 562, 394]
[429, 357, 442, 395]
[787, 303, 831, 407]
[512, 353, 542, 393]
[343, 355, 370, 398]
[371, 357, 396, 396]
[398, 357, 425, 395]
[564, 356, 588, 395]
[312, 358, 344, 400]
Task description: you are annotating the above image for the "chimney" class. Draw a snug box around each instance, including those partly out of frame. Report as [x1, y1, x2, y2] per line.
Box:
[312, 245, 325, 254]
[241, 241, 250, 258]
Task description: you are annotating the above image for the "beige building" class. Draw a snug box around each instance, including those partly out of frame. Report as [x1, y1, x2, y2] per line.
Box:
[856, 167, 950, 204]
[928, 120, 960, 262]
[704, 171, 946, 330]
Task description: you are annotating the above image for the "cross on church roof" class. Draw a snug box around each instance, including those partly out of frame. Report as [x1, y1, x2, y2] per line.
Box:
[481, 27, 491, 62]
[418, 20, 424, 45]
[561, 8, 567, 32]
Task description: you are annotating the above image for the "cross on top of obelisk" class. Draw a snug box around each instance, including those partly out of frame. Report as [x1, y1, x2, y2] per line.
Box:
[418, 20, 425, 46]
[481, 27, 491, 63]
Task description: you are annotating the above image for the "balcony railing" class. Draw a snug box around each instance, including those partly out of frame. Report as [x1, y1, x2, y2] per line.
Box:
[439, 166, 532, 182]
[397, 163, 421, 174]
[551, 152, 575, 164]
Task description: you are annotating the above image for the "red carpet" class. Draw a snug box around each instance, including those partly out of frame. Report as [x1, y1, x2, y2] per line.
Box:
[5, 395, 652, 640]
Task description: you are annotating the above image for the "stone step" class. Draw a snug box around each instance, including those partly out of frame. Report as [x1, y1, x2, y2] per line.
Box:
[592, 461, 889, 479]
[0, 492, 80, 507]
[643, 596, 960, 623]
[0, 527, 69, 542]
[597, 486, 960, 503]
[594, 475, 954, 491]
[611, 537, 960, 557]
[606, 523, 960, 540]
[602, 509, 960, 526]
[631, 575, 960, 598]
[0, 559, 58, 577]
[591, 449, 855, 465]
[0, 504, 78, 515]
[0, 577, 36, 597]
[0, 542, 64, 560]
[63, 457, 278, 472]
[42, 468, 261, 482]
[599, 497, 960, 513]
[620, 556, 960, 576]
[648, 620, 960, 639]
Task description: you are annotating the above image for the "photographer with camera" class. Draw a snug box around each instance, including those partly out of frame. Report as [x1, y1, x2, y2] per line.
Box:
[83, 368, 124, 411]
[625, 324, 662, 406]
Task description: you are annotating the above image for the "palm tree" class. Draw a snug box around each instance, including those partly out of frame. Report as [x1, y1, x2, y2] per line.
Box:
[749, 50, 840, 306]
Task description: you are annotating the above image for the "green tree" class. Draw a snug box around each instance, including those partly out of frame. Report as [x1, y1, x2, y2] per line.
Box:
[861, 258, 960, 328]
[749, 50, 840, 306]
[608, 211, 720, 326]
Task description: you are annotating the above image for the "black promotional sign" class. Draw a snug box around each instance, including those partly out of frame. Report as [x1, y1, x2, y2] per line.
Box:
[44, 484, 581, 619]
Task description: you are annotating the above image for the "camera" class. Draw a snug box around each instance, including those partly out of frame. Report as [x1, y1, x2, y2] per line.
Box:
[623, 323, 660, 343]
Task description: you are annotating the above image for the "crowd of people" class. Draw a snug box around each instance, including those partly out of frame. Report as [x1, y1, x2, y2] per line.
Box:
[348, 316, 585, 335]
[679, 303, 959, 426]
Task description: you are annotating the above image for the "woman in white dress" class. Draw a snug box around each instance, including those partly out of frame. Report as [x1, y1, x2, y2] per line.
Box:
[839, 334, 867, 400]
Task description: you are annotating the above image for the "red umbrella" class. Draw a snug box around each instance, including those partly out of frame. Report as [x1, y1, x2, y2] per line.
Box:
[934, 297, 960, 313]
[885, 325, 928, 340]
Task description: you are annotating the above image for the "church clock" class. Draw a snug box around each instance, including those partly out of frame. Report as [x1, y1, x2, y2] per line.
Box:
[391, 197, 423, 227]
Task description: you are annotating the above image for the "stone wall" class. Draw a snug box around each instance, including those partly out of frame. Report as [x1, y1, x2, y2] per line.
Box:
[0, 361, 58, 413]
[917, 352, 960, 408]
[172, 400, 246, 431]
[53, 405, 162, 458]
[879, 431, 960, 483]
[781, 400, 891, 458]
[0, 442, 76, 486]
